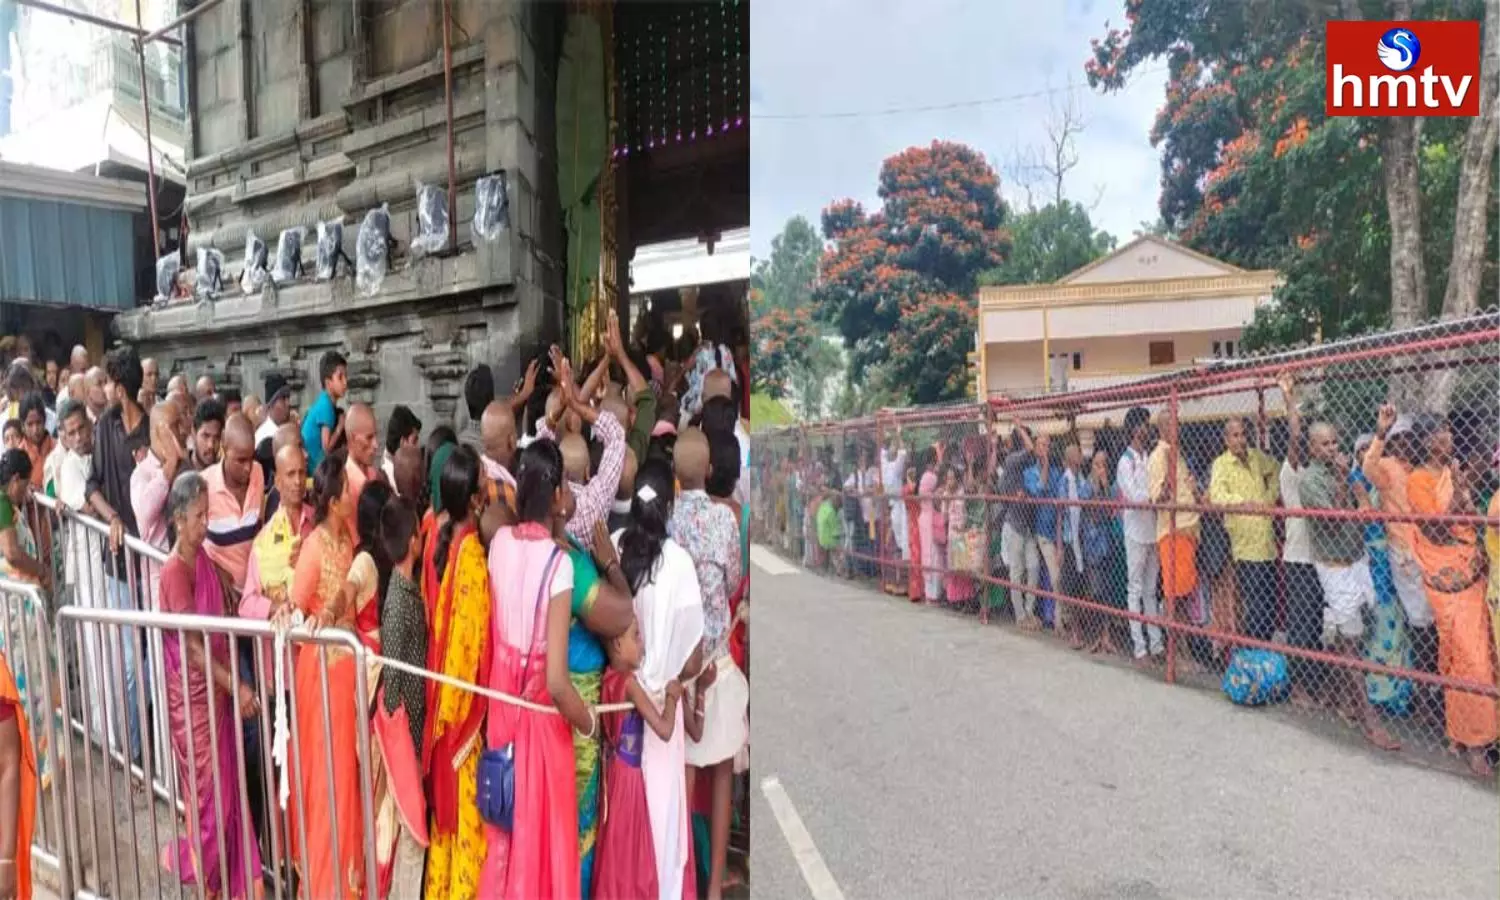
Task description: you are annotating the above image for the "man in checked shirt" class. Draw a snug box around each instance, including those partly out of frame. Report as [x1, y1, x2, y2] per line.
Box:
[533, 350, 625, 540]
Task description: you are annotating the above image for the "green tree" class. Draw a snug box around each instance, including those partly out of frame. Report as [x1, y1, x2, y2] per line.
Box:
[1087, 0, 1498, 368]
[813, 141, 1009, 402]
[980, 201, 1116, 285]
[749, 215, 823, 318]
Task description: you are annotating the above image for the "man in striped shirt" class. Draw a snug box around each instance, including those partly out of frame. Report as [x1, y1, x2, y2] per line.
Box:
[201, 415, 264, 587]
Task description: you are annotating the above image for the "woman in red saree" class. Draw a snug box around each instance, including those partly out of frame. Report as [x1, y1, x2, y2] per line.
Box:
[903, 468, 923, 603]
[157, 471, 263, 899]
[288, 451, 366, 897]
[479, 439, 598, 898]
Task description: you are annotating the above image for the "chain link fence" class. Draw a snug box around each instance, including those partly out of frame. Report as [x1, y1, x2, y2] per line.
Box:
[753, 312, 1500, 776]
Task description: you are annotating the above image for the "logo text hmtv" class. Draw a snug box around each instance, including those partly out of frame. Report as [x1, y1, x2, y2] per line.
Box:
[1325, 20, 1481, 117]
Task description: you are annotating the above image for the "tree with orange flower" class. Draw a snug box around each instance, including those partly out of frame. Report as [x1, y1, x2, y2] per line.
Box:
[813, 141, 1009, 403]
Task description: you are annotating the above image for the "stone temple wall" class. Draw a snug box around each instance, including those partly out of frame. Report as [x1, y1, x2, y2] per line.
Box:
[116, 0, 566, 431]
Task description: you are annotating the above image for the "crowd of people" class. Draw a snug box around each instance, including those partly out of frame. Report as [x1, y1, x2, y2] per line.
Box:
[756, 371, 1500, 776]
[0, 309, 751, 900]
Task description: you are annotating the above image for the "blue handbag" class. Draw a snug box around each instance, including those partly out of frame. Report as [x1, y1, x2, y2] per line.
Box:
[475, 546, 560, 832]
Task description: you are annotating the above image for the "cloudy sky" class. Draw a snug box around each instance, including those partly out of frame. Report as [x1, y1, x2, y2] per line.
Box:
[749, 0, 1168, 258]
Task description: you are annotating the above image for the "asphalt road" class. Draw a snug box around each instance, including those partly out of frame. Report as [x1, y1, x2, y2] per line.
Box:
[749, 546, 1499, 900]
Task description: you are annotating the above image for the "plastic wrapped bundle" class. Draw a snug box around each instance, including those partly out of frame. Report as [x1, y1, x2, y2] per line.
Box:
[411, 182, 450, 256]
[154, 253, 181, 302]
[473, 172, 510, 241]
[195, 247, 225, 298]
[356, 204, 391, 296]
[272, 226, 306, 283]
[240, 231, 269, 294]
[315, 218, 351, 281]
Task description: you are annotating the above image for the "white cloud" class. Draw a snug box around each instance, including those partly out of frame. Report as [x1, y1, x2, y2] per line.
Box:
[750, 0, 1166, 257]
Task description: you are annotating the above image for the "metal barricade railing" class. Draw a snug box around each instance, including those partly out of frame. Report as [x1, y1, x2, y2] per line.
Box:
[53, 604, 379, 900]
[0, 577, 72, 893]
[756, 313, 1500, 775]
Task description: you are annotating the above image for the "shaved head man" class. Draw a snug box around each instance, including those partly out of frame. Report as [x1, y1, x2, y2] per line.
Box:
[674, 427, 710, 489]
[66, 374, 87, 416]
[201, 412, 265, 584]
[141, 357, 160, 399]
[393, 444, 426, 506]
[345, 403, 378, 471]
[703, 368, 734, 403]
[195, 374, 216, 401]
[167, 373, 188, 397]
[479, 399, 520, 510]
[69, 345, 89, 375]
[221, 414, 257, 493]
[341, 403, 379, 529]
[559, 432, 590, 485]
[272, 422, 302, 456]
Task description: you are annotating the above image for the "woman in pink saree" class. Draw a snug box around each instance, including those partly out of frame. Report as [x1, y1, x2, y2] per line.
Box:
[912, 450, 936, 606]
[157, 470, 264, 898]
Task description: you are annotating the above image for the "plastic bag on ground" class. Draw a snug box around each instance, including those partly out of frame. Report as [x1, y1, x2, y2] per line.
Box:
[412, 182, 450, 257]
[272, 226, 307, 283]
[356, 204, 392, 297]
[473, 172, 510, 241]
[240, 231, 269, 294]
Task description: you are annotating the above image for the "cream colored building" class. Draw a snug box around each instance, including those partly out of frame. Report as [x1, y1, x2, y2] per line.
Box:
[978, 235, 1279, 410]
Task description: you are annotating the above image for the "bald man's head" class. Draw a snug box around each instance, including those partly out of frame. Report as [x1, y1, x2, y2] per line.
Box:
[480, 401, 518, 469]
[346, 403, 378, 468]
[272, 422, 302, 456]
[167, 374, 187, 395]
[148, 398, 182, 463]
[69, 345, 89, 373]
[600, 394, 631, 431]
[703, 368, 733, 402]
[393, 445, 426, 505]
[222, 414, 256, 490]
[274, 443, 308, 511]
[617, 446, 639, 500]
[194, 375, 215, 400]
[559, 433, 589, 484]
[674, 427, 710, 488]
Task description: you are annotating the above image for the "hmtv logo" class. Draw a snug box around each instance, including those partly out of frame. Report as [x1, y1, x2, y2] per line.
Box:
[1326, 20, 1481, 116]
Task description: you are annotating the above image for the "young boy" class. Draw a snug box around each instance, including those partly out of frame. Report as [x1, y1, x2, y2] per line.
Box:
[1, 419, 21, 451]
[301, 350, 348, 470]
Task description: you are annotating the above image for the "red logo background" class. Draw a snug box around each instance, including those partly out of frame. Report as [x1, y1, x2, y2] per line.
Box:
[1325, 20, 1480, 117]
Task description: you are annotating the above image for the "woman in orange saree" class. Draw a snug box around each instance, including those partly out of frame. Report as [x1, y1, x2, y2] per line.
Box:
[1406, 418, 1496, 777]
[288, 451, 366, 896]
[0, 634, 37, 900]
[422, 446, 492, 900]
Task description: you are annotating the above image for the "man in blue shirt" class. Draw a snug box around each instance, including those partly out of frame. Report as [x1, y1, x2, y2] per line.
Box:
[1024, 432, 1066, 632]
[301, 350, 348, 470]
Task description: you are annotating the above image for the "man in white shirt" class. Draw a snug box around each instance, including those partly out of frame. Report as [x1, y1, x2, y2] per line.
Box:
[880, 424, 910, 578]
[1276, 373, 1326, 706]
[56, 400, 111, 743]
[1116, 406, 1163, 659]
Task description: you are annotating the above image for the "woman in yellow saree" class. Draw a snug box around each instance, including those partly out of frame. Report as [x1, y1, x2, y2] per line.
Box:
[287, 451, 366, 896]
[422, 445, 492, 900]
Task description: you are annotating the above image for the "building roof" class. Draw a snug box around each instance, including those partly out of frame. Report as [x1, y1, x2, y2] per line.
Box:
[0, 159, 146, 211]
[1056, 233, 1246, 284]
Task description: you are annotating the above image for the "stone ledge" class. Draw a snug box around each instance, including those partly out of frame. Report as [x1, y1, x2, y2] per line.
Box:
[186, 111, 350, 178]
[344, 43, 486, 108]
[116, 250, 514, 341]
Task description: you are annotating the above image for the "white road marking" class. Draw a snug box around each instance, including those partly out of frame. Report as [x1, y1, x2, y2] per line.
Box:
[761, 775, 847, 900]
[750, 544, 799, 575]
